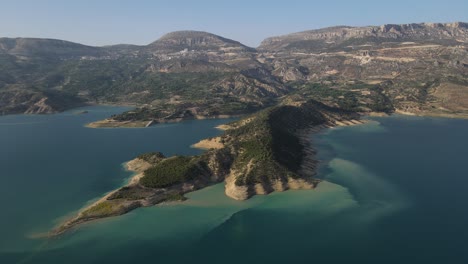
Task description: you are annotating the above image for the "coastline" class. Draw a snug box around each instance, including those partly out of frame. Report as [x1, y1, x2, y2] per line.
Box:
[85, 114, 241, 128]
[5, 101, 464, 128]
[223, 117, 367, 201]
[298, 118, 368, 178]
[124, 158, 154, 185]
[191, 137, 224, 150]
[50, 158, 153, 236]
[394, 109, 468, 119]
[85, 119, 150, 128]
[49, 115, 368, 236]
[86, 109, 468, 129]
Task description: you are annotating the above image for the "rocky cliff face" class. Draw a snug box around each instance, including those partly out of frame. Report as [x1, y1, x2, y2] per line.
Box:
[259, 22, 468, 52]
[257, 22, 468, 118]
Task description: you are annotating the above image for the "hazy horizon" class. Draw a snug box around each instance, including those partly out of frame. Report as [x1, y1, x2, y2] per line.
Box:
[1, 0, 468, 47]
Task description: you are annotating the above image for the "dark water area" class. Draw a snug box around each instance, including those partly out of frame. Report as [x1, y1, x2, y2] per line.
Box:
[1, 109, 467, 264]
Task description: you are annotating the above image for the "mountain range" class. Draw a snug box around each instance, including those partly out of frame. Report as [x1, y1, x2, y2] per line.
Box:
[1, 22, 467, 119]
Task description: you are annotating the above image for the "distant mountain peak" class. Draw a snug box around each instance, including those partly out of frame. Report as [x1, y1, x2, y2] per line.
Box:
[148, 30, 253, 52]
[0, 37, 101, 57]
[158, 30, 225, 40]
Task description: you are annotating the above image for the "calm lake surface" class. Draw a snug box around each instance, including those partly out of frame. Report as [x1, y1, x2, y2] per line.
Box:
[1, 107, 468, 264]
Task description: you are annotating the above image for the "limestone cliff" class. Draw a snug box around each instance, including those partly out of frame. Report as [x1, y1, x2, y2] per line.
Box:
[259, 22, 468, 52]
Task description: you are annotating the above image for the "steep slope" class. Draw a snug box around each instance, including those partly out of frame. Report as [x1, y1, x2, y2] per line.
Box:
[0, 32, 284, 116]
[0, 89, 84, 114]
[145, 30, 259, 71]
[79, 32, 286, 126]
[258, 22, 468, 117]
[259, 22, 468, 52]
[0, 37, 104, 58]
[0, 38, 109, 114]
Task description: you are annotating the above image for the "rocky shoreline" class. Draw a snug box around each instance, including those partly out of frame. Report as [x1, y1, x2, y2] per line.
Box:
[50, 101, 368, 236]
[223, 120, 366, 200]
[49, 159, 152, 236]
[50, 158, 212, 236]
[86, 114, 238, 128]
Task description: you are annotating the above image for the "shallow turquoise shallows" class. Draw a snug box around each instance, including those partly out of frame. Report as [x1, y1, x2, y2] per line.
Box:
[1, 107, 468, 264]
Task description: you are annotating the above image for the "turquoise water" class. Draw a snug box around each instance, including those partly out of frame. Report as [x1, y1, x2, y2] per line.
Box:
[1, 109, 468, 263]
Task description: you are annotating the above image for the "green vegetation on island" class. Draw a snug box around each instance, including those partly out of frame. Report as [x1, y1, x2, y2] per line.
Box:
[224, 101, 358, 186]
[140, 156, 207, 188]
[52, 99, 361, 236]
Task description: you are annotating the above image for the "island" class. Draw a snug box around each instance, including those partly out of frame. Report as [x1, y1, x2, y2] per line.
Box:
[51, 100, 364, 235]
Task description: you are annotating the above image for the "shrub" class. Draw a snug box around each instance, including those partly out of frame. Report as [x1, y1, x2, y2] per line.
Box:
[140, 156, 204, 188]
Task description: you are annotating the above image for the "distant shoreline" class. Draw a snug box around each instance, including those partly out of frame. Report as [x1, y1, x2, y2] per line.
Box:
[85, 113, 241, 128]
[84, 108, 468, 129]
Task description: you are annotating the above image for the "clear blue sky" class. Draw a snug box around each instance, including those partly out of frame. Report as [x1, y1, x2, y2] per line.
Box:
[1, 0, 467, 47]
